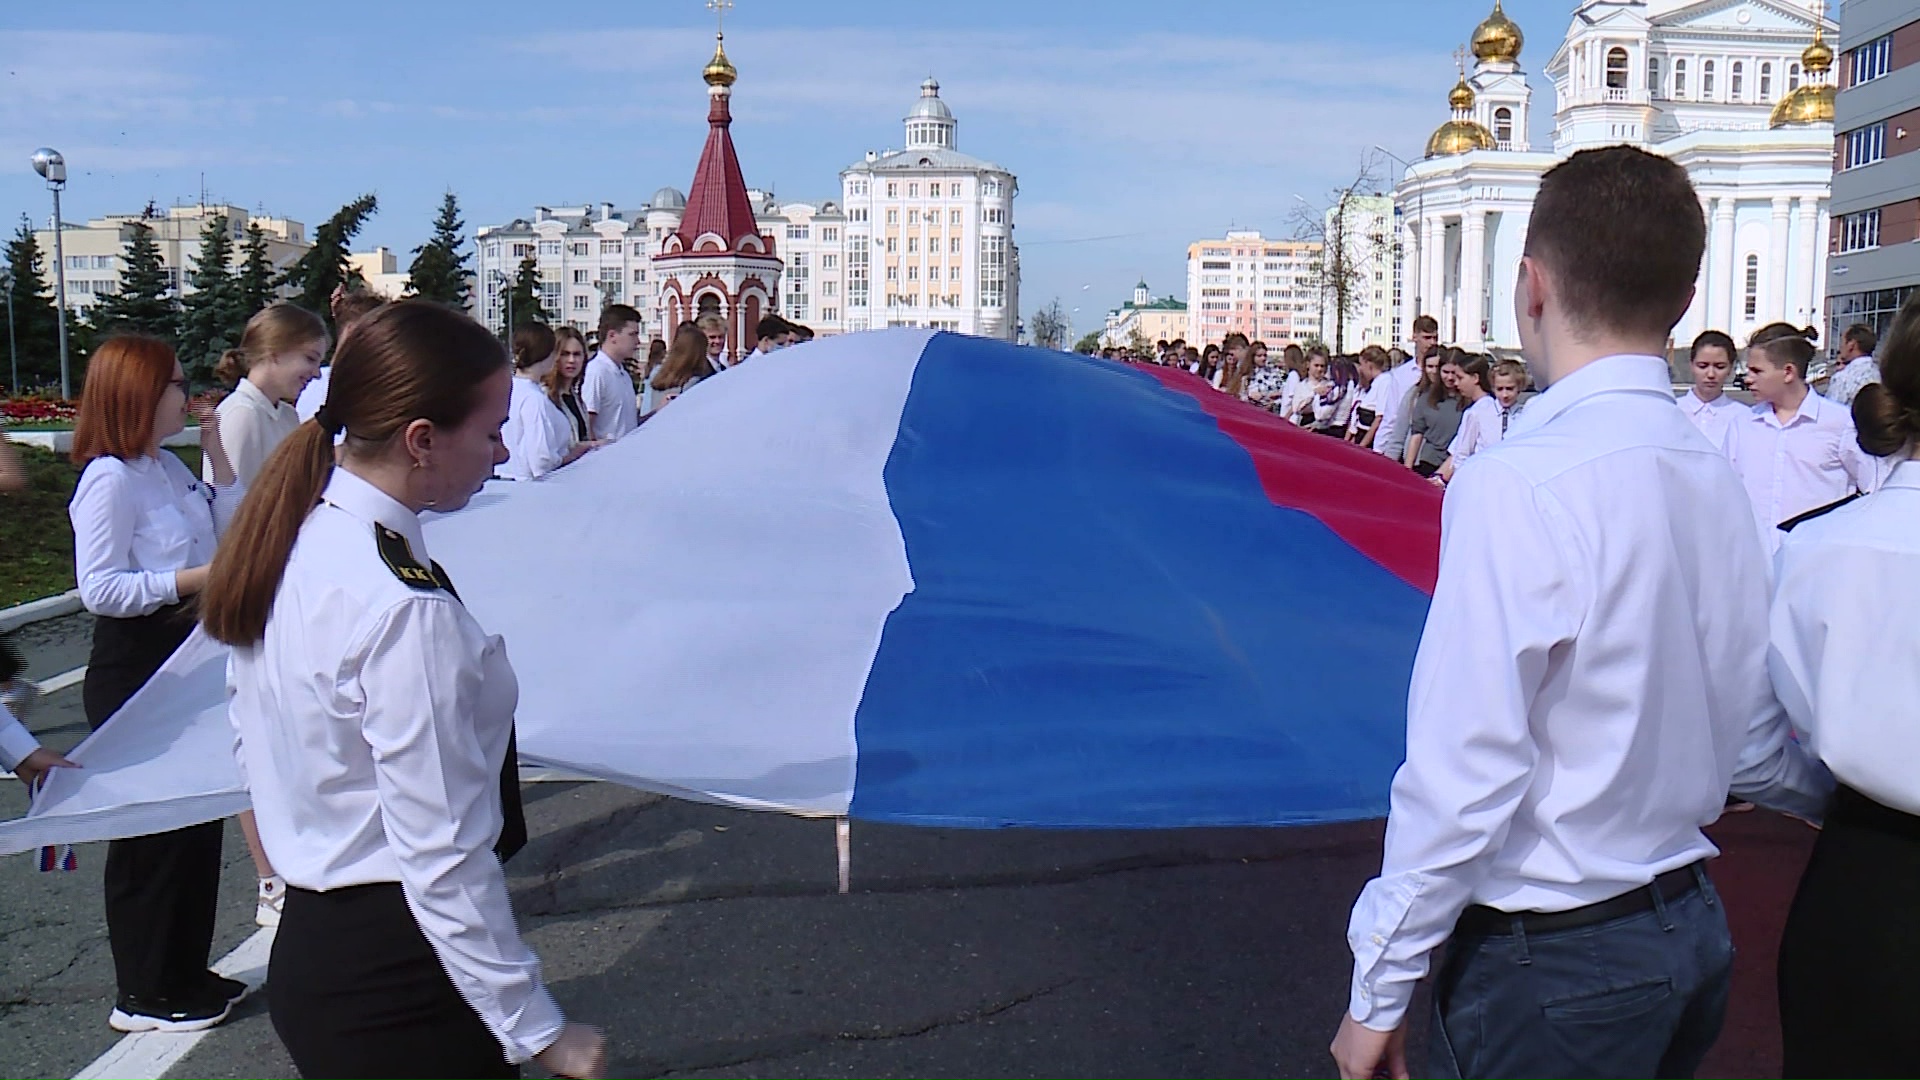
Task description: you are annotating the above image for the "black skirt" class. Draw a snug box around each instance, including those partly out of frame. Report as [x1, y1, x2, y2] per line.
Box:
[271, 883, 517, 1079]
[1779, 785, 1920, 1078]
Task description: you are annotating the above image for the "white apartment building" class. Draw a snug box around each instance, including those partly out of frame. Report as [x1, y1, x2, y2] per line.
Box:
[1318, 194, 1399, 351]
[34, 203, 309, 315]
[1185, 231, 1324, 346]
[471, 77, 1019, 342]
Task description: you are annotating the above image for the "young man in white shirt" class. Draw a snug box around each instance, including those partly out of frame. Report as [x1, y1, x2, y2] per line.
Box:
[1367, 317, 1437, 456]
[1823, 322, 1881, 406]
[1727, 324, 1884, 558]
[1679, 329, 1746, 453]
[1331, 146, 1831, 1080]
[582, 304, 641, 442]
[750, 314, 794, 359]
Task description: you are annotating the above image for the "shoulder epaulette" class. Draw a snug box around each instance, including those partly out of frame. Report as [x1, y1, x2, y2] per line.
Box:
[374, 524, 449, 593]
[1778, 491, 1865, 534]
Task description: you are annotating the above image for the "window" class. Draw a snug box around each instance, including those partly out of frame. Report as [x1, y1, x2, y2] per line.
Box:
[950, 236, 961, 254]
[1674, 58, 1688, 96]
[632, 268, 646, 283]
[65, 255, 85, 270]
[949, 265, 961, 281]
[929, 183, 941, 197]
[92, 254, 114, 269]
[822, 227, 838, 242]
[1743, 255, 1760, 318]
[849, 208, 868, 223]
[1605, 47, 1629, 89]
[980, 235, 1007, 309]
[822, 307, 839, 322]
[848, 247, 869, 307]
[1494, 107, 1513, 144]
[1788, 62, 1801, 91]
[907, 237, 919, 254]
[573, 269, 589, 284]
[908, 184, 918, 198]
[512, 242, 534, 258]
[1845, 123, 1887, 169]
[631, 242, 646, 257]
[1731, 61, 1743, 100]
[600, 267, 621, 282]
[1760, 62, 1773, 98]
[886, 183, 898, 198]
[1649, 56, 1661, 96]
[886, 265, 899, 281]
[822, 281, 837, 297]
[786, 224, 809, 240]
[908, 209, 919, 226]
[1850, 35, 1892, 86]
[1839, 208, 1881, 253]
[570, 242, 590, 256]
[1702, 60, 1715, 97]
[573, 295, 591, 311]
[822, 253, 838, 270]
[599, 240, 621, 255]
[886, 209, 899, 225]
[950, 209, 962, 226]
[886, 237, 898, 253]
[907, 265, 918, 282]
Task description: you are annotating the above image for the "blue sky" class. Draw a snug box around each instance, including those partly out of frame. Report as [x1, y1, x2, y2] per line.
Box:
[1, 0, 1573, 332]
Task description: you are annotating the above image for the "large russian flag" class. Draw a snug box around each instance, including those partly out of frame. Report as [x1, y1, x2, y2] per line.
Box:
[0, 330, 1440, 853]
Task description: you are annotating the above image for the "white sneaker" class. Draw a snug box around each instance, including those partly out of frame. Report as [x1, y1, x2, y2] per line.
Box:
[256, 875, 285, 928]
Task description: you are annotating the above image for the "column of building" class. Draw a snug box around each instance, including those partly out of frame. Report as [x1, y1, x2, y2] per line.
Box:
[1423, 216, 1444, 328]
[1707, 196, 1737, 334]
[1461, 210, 1488, 346]
[1768, 196, 1792, 320]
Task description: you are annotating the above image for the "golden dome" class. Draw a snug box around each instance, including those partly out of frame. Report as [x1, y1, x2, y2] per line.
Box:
[1448, 76, 1476, 111]
[703, 38, 737, 88]
[1427, 119, 1496, 158]
[1768, 28, 1835, 128]
[1471, 0, 1524, 64]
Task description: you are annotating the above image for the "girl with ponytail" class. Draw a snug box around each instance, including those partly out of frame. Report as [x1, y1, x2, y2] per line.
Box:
[201, 301, 606, 1078]
[207, 302, 328, 486]
[1770, 291, 1920, 1078]
[206, 301, 328, 927]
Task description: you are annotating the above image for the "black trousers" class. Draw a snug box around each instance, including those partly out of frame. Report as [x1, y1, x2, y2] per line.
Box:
[1779, 785, 1920, 1078]
[271, 883, 516, 1079]
[84, 605, 224, 1004]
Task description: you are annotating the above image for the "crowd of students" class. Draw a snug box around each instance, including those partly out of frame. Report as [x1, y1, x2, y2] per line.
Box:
[1115, 306, 1889, 557]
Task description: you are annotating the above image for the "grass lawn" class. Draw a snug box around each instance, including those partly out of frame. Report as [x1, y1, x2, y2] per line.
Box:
[0, 443, 205, 609]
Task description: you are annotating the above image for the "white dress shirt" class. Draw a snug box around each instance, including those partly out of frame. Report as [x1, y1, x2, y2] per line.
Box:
[1726, 392, 1884, 557]
[580, 351, 637, 442]
[70, 452, 244, 618]
[206, 377, 300, 486]
[497, 375, 575, 482]
[1346, 354, 1831, 1032]
[1444, 393, 1502, 461]
[227, 468, 565, 1062]
[1371, 360, 1422, 458]
[0, 702, 37, 772]
[1678, 387, 1745, 454]
[1824, 354, 1880, 407]
[295, 366, 329, 422]
[1770, 458, 1920, 816]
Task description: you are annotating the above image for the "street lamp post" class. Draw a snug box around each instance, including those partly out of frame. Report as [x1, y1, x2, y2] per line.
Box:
[1374, 145, 1424, 336]
[31, 149, 71, 400]
[1, 270, 16, 393]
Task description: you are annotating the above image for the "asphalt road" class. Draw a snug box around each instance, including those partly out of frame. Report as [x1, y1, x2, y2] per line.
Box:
[0, 614, 1813, 1079]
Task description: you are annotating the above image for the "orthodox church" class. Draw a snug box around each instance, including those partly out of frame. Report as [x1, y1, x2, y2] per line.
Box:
[1396, 0, 1837, 353]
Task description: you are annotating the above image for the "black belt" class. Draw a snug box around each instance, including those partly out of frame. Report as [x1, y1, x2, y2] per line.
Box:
[1455, 861, 1707, 937]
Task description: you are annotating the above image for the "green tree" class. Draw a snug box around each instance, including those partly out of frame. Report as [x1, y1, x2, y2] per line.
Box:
[3, 217, 64, 391]
[91, 221, 178, 341]
[1029, 299, 1069, 351]
[406, 192, 473, 308]
[1074, 331, 1102, 353]
[280, 194, 378, 328]
[494, 256, 544, 340]
[237, 221, 277, 315]
[176, 214, 251, 383]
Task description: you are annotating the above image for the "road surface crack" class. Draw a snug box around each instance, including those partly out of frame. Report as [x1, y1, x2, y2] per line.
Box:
[628, 978, 1075, 1077]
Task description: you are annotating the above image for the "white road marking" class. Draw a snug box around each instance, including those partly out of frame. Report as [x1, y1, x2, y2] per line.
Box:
[40, 665, 86, 694]
[72, 926, 275, 1080]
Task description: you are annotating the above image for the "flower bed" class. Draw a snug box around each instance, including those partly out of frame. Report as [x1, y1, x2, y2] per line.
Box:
[1, 397, 78, 429]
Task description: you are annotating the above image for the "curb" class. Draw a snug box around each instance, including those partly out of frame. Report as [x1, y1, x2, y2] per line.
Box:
[0, 590, 83, 634]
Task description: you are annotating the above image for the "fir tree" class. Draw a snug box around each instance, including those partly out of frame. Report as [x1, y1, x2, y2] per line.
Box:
[91, 221, 178, 341]
[406, 192, 473, 308]
[238, 221, 277, 315]
[280, 194, 378, 329]
[3, 217, 64, 390]
[176, 214, 250, 382]
[495, 256, 545, 341]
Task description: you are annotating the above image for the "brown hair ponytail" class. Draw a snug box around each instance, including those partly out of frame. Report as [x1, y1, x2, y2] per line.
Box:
[1853, 292, 1920, 458]
[201, 301, 507, 645]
